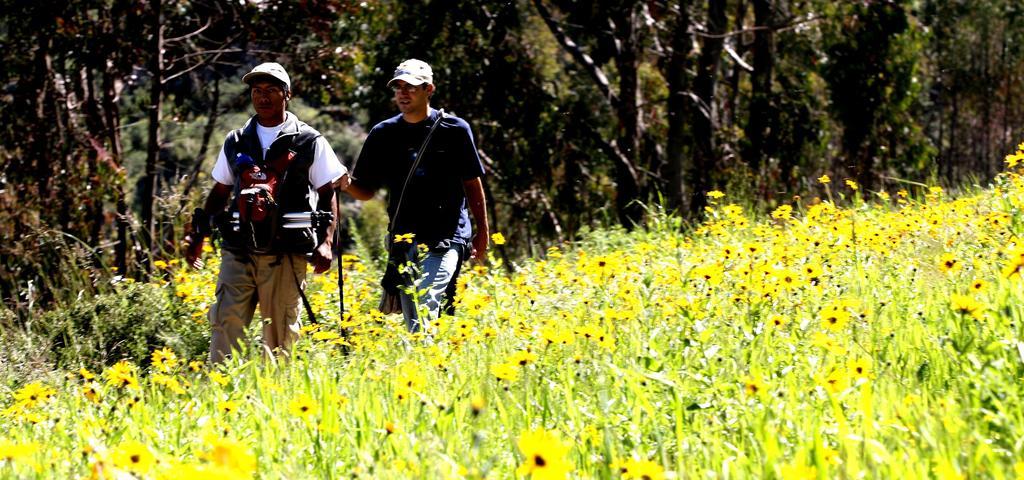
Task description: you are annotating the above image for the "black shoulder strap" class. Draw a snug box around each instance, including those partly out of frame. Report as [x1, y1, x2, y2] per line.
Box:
[389, 109, 445, 234]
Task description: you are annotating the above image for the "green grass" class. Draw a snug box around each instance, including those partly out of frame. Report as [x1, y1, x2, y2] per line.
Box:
[4, 172, 1024, 479]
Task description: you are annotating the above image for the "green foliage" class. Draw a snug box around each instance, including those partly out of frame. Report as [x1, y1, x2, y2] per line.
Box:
[348, 198, 390, 268]
[35, 281, 207, 371]
[821, 0, 933, 184]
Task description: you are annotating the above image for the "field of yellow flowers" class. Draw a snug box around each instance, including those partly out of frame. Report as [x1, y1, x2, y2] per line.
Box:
[7, 151, 1024, 478]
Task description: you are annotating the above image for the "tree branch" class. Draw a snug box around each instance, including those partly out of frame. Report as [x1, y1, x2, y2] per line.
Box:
[693, 13, 821, 39]
[164, 18, 211, 43]
[532, 0, 620, 111]
[724, 43, 753, 72]
[583, 124, 639, 185]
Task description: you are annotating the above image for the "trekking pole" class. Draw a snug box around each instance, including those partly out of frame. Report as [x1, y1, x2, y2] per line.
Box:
[335, 186, 351, 355]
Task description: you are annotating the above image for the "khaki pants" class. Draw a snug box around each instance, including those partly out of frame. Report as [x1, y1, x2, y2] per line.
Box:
[208, 250, 307, 363]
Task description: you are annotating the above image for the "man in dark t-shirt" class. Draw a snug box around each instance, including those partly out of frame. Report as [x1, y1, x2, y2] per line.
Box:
[345, 59, 489, 333]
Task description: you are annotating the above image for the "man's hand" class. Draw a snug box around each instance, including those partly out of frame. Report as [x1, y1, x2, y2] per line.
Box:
[470, 231, 489, 265]
[311, 241, 333, 274]
[183, 234, 205, 270]
[335, 173, 351, 190]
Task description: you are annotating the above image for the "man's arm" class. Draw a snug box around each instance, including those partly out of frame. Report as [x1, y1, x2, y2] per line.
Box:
[344, 178, 377, 200]
[463, 177, 489, 263]
[310, 182, 339, 274]
[184, 182, 232, 269]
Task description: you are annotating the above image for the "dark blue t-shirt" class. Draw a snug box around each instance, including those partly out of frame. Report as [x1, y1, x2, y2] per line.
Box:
[352, 109, 485, 247]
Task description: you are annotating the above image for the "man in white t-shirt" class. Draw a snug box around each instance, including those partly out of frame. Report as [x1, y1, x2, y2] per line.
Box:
[183, 62, 350, 363]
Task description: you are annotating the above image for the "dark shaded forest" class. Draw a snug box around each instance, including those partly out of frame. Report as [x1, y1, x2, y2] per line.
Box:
[2, 0, 1022, 314]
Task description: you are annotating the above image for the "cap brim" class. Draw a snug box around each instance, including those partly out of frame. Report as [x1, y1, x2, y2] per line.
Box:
[387, 74, 430, 88]
[242, 72, 283, 86]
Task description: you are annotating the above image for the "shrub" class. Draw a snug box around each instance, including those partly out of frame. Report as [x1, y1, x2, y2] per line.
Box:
[35, 281, 208, 370]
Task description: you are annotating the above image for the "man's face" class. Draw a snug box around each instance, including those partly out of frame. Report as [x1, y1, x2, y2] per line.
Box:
[392, 80, 432, 114]
[250, 80, 288, 122]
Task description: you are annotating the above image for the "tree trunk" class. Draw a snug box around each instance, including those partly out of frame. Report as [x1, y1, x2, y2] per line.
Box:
[142, 0, 163, 274]
[665, 0, 692, 215]
[181, 77, 221, 201]
[689, 0, 727, 215]
[724, 0, 748, 132]
[103, 66, 128, 275]
[82, 66, 106, 249]
[611, 2, 643, 226]
[744, 0, 774, 176]
[949, 92, 958, 184]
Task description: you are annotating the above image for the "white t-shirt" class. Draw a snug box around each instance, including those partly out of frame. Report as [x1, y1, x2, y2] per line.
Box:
[211, 113, 347, 189]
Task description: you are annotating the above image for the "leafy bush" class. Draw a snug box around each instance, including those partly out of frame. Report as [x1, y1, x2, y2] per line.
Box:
[35, 281, 208, 370]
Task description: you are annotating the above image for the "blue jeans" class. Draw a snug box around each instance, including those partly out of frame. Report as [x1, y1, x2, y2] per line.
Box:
[399, 246, 461, 333]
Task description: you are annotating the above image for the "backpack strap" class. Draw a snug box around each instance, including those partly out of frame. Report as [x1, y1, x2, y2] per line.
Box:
[389, 109, 446, 234]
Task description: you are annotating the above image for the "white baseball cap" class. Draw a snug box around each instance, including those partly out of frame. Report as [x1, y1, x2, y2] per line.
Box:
[387, 59, 433, 87]
[242, 62, 291, 91]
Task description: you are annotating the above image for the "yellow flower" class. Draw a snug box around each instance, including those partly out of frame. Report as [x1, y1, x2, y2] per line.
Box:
[508, 350, 539, 366]
[82, 382, 102, 403]
[208, 371, 229, 386]
[312, 330, 340, 342]
[105, 360, 140, 390]
[199, 436, 257, 477]
[0, 439, 41, 466]
[393, 233, 415, 244]
[767, 315, 788, 329]
[778, 461, 817, 480]
[818, 175, 831, 184]
[819, 305, 850, 332]
[491, 232, 506, 245]
[722, 204, 744, 218]
[707, 190, 725, 199]
[394, 363, 426, 402]
[151, 347, 179, 373]
[691, 264, 724, 286]
[950, 294, 983, 320]
[816, 369, 849, 395]
[620, 457, 666, 480]
[938, 252, 961, 274]
[288, 394, 319, 419]
[515, 428, 573, 479]
[741, 375, 767, 398]
[490, 363, 519, 383]
[470, 395, 486, 416]
[933, 458, 964, 480]
[845, 179, 858, 191]
[217, 400, 240, 415]
[12, 381, 56, 409]
[152, 374, 187, 395]
[112, 440, 156, 473]
[1005, 152, 1024, 169]
[847, 357, 873, 380]
[810, 333, 846, 355]
[970, 278, 986, 292]
[771, 204, 793, 220]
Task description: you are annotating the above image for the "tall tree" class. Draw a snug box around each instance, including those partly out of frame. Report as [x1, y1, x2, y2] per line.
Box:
[664, 0, 694, 214]
[821, 0, 928, 187]
[688, 0, 727, 214]
[533, 0, 646, 226]
[743, 0, 776, 174]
